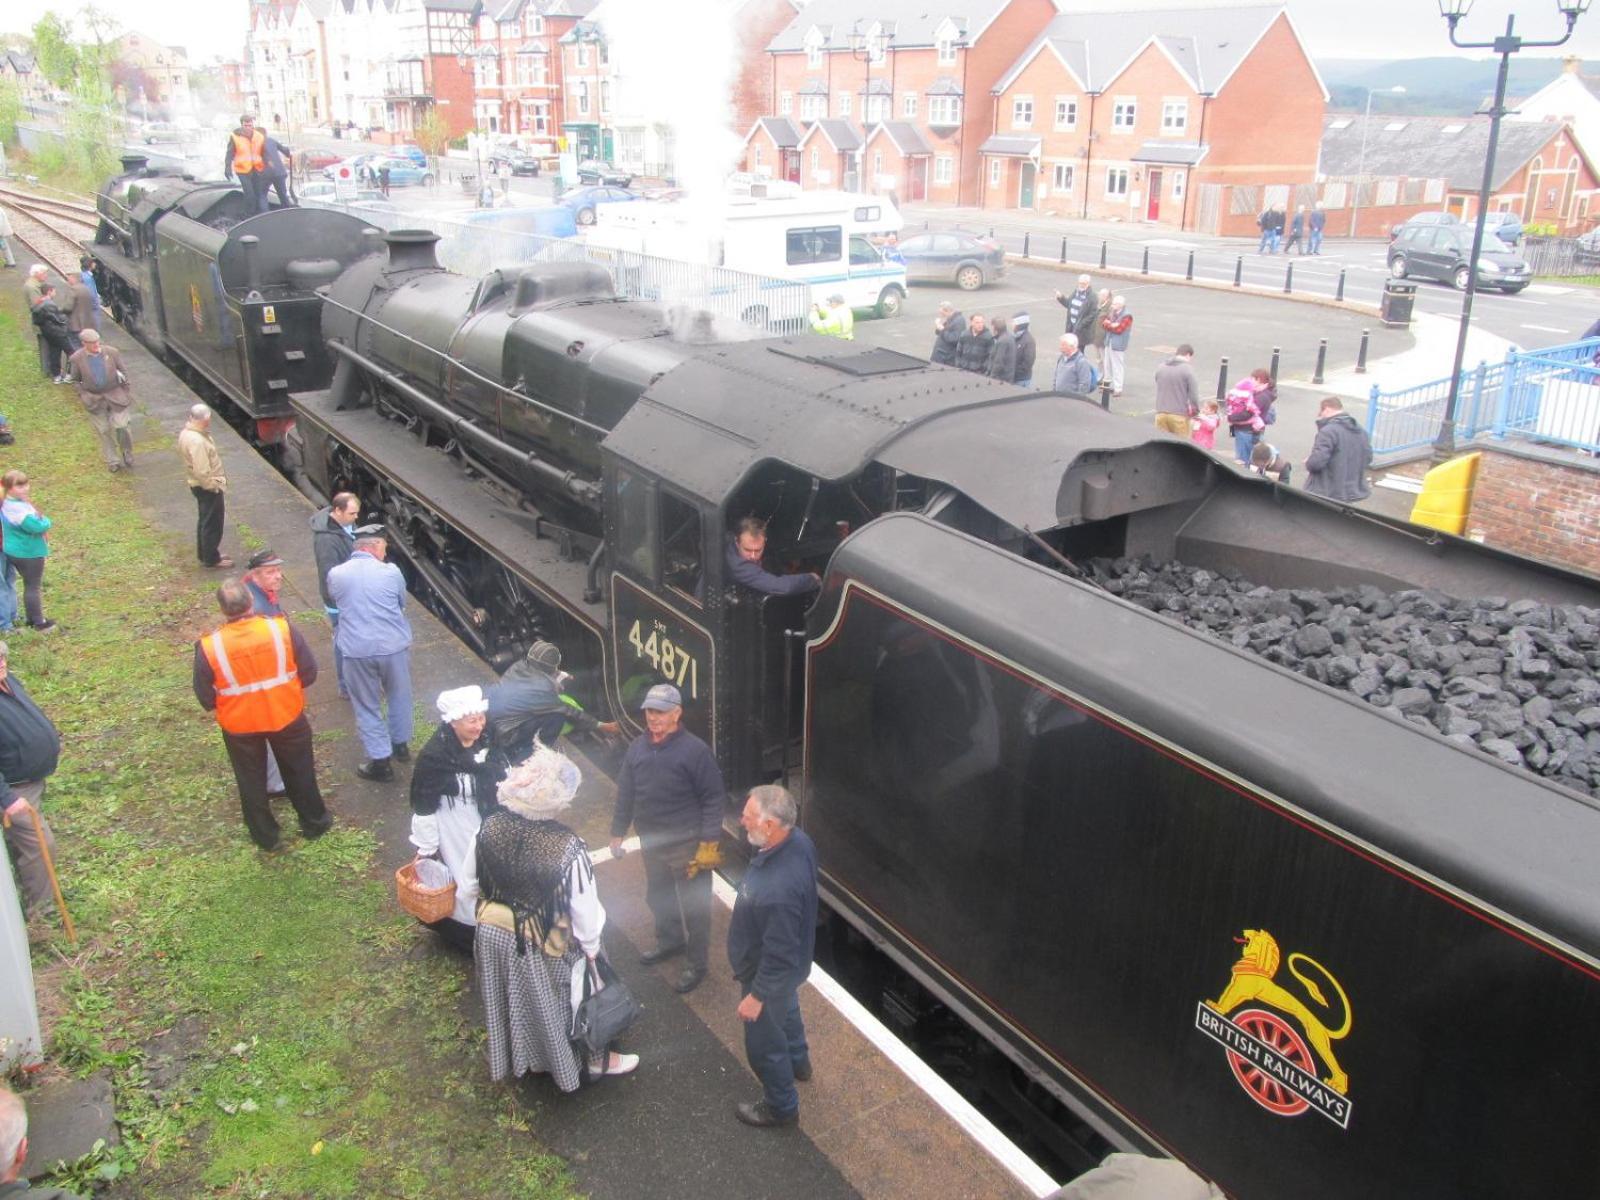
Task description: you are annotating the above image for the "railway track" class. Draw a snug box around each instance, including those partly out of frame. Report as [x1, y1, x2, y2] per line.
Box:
[0, 183, 98, 275]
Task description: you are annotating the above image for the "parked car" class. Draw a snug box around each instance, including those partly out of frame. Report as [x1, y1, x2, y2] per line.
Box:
[392, 143, 428, 167]
[299, 148, 345, 173]
[576, 159, 633, 187]
[1480, 210, 1524, 248]
[140, 121, 182, 144]
[1574, 226, 1600, 267]
[897, 230, 1007, 290]
[1388, 222, 1531, 293]
[558, 184, 639, 225]
[488, 150, 542, 176]
[1388, 211, 1459, 243]
[368, 156, 434, 186]
[323, 153, 376, 181]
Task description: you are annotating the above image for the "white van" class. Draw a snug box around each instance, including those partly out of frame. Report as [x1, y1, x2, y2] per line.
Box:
[588, 183, 908, 319]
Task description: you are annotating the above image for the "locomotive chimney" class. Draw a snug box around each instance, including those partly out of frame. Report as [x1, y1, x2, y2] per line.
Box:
[120, 153, 149, 174]
[384, 230, 442, 274]
[239, 234, 263, 297]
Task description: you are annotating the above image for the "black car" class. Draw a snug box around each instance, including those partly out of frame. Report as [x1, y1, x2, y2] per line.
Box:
[1388, 222, 1531, 293]
[897, 230, 1007, 290]
[576, 159, 633, 187]
[489, 151, 541, 176]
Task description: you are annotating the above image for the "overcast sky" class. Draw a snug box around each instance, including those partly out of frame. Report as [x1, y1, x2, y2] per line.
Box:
[4, 0, 1600, 64]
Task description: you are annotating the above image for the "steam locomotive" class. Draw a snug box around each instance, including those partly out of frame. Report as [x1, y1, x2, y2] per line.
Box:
[90, 155, 377, 448]
[290, 230, 1600, 1197]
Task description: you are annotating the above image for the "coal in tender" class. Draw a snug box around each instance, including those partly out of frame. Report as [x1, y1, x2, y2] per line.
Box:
[1085, 555, 1600, 799]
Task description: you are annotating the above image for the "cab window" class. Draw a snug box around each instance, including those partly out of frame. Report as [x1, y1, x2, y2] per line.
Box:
[849, 234, 881, 266]
[613, 466, 657, 581]
[660, 490, 703, 605]
[787, 225, 842, 265]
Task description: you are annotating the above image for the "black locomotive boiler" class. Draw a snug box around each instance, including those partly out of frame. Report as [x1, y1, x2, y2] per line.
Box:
[292, 233, 1600, 1196]
[90, 157, 377, 447]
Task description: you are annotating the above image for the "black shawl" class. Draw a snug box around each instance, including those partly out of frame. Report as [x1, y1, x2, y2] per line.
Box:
[476, 811, 593, 955]
[408, 722, 510, 818]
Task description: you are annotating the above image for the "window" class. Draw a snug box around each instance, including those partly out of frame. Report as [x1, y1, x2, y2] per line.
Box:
[577, 81, 590, 115]
[660, 491, 703, 603]
[936, 36, 956, 65]
[476, 56, 499, 86]
[810, 146, 819, 173]
[525, 13, 543, 35]
[989, 158, 1001, 186]
[837, 91, 851, 117]
[530, 101, 550, 134]
[787, 225, 842, 265]
[873, 150, 883, 177]
[780, 91, 793, 115]
[1161, 99, 1187, 134]
[849, 234, 880, 265]
[1171, 170, 1185, 200]
[807, 40, 823, 68]
[1105, 167, 1128, 197]
[864, 94, 889, 123]
[1054, 96, 1077, 130]
[928, 95, 961, 126]
[902, 92, 917, 118]
[1052, 162, 1074, 192]
[754, 145, 764, 166]
[1012, 95, 1033, 129]
[800, 93, 825, 120]
[934, 155, 953, 185]
[600, 80, 610, 112]
[576, 42, 590, 68]
[1112, 98, 1136, 130]
[614, 467, 657, 582]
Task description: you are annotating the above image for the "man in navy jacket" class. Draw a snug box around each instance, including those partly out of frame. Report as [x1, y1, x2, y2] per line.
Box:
[728, 783, 818, 1128]
[726, 517, 819, 596]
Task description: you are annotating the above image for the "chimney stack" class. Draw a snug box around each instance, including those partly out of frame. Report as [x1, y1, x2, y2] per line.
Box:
[384, 229, 442, 274]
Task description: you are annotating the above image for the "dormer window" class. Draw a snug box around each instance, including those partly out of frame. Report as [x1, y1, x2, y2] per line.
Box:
[934, 19, 959, 65]
[805, 28, 826, 69]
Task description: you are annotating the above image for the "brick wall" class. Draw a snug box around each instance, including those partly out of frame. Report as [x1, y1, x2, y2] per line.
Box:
[428, 56, 477, 139]
[1396, 447, 1600, 576]
[731, 0, 795, 135]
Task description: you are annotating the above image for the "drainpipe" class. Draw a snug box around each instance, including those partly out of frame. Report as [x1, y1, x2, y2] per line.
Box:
[957, 43, 969, 205]
[1082, 93, 1097, 219]
[1182, 93, 1210, 233]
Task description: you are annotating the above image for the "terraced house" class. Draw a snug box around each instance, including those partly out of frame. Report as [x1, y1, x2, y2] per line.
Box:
[982, 4, 1325, 230]
[470, 0, 598, 142]
[750, 0, 1056, 203]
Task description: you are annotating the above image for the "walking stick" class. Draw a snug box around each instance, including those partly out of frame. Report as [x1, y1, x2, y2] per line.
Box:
[2, 801, 76, 944]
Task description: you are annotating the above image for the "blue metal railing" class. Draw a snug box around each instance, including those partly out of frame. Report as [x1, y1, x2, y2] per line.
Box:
[1367, 338, 1600, 455]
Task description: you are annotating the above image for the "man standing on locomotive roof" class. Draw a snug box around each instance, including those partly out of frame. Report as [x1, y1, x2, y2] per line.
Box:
[609, 683, 725, 995]
[726, 516, 819, 596]
[728, 783, 818, 1129]
[327, 526, 414, 782]
[223, 114, 269, 215]
[310, 492, 361, 699]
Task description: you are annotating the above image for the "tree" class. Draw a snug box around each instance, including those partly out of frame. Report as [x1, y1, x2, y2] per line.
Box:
[31, 13, 79, 90]
[414, 108, 451, 161]
[0, 76, 21, 147]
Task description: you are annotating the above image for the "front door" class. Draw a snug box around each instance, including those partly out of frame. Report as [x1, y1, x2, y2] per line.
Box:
[783, 149, 801, 183]
[1147, 170, 1163, 221]
[1019, 161, 1036, 209]
[910, 157, 928, 201]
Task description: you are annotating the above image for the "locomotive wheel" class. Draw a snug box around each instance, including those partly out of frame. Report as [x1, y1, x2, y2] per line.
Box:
[1224, 1008, 1316, 1117]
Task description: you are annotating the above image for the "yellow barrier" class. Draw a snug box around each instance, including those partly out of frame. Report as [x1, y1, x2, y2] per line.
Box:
[1409, 451, 1481, 535]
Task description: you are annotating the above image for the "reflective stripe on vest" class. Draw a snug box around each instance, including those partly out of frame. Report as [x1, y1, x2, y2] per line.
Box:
[203, 616, 304, 734]
[232, 130, 265, 175]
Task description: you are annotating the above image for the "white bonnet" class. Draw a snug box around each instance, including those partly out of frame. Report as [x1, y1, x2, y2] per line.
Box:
[437, 685, 488, 723]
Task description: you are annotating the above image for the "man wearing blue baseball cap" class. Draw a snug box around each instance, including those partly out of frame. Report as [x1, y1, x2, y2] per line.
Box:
[609, 682, 726, 994]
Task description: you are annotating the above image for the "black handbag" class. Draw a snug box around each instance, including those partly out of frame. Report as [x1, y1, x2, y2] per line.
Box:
[572, 954, 641, 1060]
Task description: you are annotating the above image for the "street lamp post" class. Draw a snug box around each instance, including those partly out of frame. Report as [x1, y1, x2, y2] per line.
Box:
[847, 22, 891, 192]
[1348, 85, 1405, 239]
[1432, 0, 1591, 463]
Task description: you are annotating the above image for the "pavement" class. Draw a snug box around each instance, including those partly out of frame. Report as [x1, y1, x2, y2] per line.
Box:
[1, 257, 1043, 1200]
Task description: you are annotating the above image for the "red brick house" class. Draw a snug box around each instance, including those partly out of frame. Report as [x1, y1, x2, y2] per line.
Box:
[982, 5, 1326, 229]
[1318, 115, 1600, 237]
[472, 0, 597, 142]
[756, 0, 1058, 205]
[796, 118, 863, 189]
[743, 115, 804, 182]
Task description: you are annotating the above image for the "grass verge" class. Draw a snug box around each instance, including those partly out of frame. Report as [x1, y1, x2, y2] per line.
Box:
[0, 304, 576, 1199]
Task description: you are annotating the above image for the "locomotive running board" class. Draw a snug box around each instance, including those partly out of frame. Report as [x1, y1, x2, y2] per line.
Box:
[290, 387, 607, 634]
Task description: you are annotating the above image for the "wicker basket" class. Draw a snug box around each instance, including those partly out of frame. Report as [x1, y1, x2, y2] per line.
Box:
[395, 859, 457, 923]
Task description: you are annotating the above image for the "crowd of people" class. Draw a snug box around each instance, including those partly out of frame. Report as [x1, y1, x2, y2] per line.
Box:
[1256, 203, 1327, 256]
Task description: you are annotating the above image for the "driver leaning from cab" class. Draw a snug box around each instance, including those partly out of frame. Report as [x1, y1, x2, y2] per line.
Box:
[726, 516, 820, 596]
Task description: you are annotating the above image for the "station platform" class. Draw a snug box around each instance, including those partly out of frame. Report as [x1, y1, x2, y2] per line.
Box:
[2, 243, 1056, 1200]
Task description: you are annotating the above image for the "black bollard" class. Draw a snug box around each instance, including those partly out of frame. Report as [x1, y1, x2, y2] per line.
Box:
[1100, 240, 1108, 269]
[1186, 249, 1194, 281]
[1233, 256, 1243, 287]
[1270, 346, 1280, 382]
[1356, 328, 1370, 374]
[989, 227, 995, 238]
[1216, 355, 1230, 401]
[1099, 379, 1113, 410]
[1141, 246, 1150, 275]
[1023, 232, 1031, 258]
[1313, 337, 1328, 385]
[1060, 235, 1067, 264]
[1336, 267, 1347, 302]
[924, 219, 930, 230]
[1284, 262, 1293, 294]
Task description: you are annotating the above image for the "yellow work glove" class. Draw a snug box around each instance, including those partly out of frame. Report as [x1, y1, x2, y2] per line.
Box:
[685, 840, 723, 880]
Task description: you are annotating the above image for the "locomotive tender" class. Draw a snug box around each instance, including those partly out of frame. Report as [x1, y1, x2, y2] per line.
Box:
[90, 156, 377, 446]
[275, 229, 1598, 1194]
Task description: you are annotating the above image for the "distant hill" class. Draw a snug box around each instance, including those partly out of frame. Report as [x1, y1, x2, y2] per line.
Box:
[1318, 56, 1600, 115]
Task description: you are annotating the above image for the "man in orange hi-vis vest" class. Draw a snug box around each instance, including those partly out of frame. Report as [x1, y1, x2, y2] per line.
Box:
[193, 579, 333, 850]
[223, 113, 269, 215]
